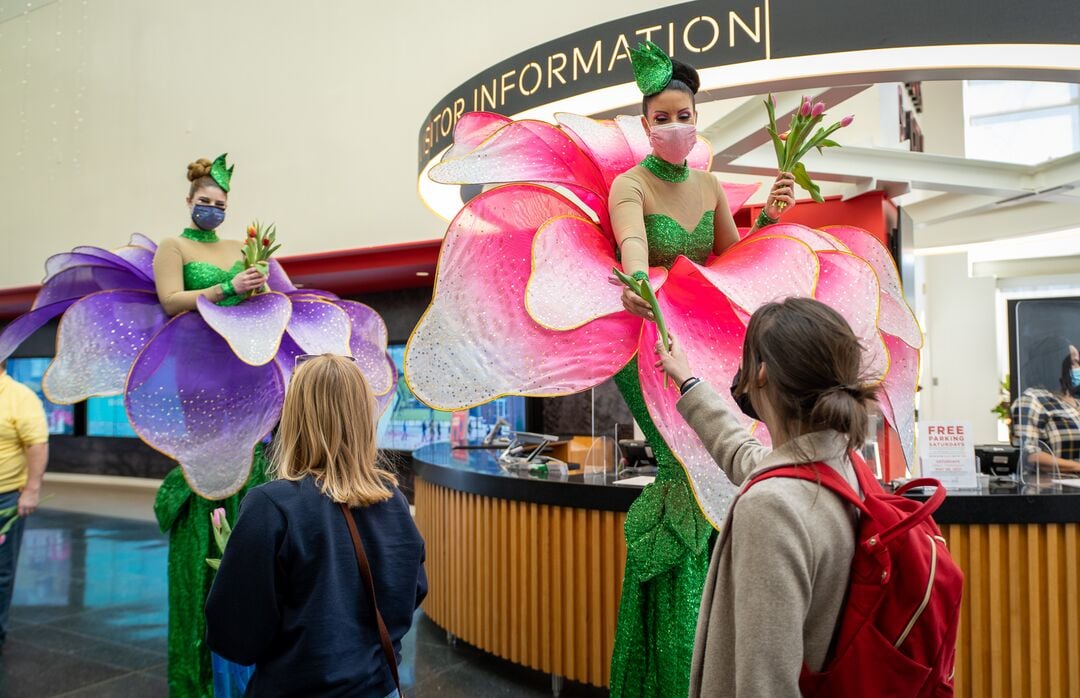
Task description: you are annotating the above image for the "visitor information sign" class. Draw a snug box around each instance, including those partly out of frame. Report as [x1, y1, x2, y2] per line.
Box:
[919, 421, 977, 489]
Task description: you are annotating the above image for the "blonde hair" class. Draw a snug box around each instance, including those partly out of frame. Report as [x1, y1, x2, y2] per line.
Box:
[271, 355, 396, 506]
[187, 157, 222, 198]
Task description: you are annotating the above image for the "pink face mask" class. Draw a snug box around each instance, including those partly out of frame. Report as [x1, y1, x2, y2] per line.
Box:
[648, 122, 697, 164]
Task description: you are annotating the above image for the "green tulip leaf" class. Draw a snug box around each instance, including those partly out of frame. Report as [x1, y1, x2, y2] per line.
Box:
[766, 127, 786, 166]
[793, 162, 824, 203]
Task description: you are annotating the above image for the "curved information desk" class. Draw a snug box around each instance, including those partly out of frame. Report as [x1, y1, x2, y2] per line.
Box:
[413, 443, 1080, 696]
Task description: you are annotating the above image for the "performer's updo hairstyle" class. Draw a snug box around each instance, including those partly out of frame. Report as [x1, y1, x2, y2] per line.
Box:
[187, 157, 220, 197]
[736, 297, 878, 449]
[642, 59, 701, 114]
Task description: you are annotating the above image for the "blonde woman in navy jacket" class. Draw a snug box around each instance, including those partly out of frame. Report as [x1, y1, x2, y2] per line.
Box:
[206, 356, 426, 698]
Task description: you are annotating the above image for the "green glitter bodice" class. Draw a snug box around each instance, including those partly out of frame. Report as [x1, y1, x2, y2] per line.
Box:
[645, 211, 715, 269]
[183, 260, 245, 307]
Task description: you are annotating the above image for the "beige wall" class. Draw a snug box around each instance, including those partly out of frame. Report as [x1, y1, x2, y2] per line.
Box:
[916, 80, 966, 157]
[0, 0, 680, 287]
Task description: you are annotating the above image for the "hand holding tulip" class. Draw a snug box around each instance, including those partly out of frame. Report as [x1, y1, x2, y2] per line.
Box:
[620, 286, 655, 320]
[230, 267, 266, 295]
[613, 267, 679, 387]
[612, 268, 668, 348]
[765, 171, 797, 219]
[607, 272, 656, 319]
[654, 334, 693, 386]
[240, 221, 282, 294]
[0, 494, 55, 545]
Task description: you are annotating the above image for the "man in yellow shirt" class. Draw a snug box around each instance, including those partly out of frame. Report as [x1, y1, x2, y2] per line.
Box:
[0, 360, 49, 651]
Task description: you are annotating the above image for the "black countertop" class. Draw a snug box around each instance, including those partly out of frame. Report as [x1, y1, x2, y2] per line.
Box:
[412, 443, 1080, 524]
[411, 443, 640, 511]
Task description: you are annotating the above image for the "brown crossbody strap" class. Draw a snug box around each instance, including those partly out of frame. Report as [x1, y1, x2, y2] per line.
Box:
[338, 502, 402, 695]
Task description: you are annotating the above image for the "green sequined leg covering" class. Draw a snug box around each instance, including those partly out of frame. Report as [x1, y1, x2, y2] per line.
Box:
[609, 361, 714, 698]
[154, 445, 270, 698]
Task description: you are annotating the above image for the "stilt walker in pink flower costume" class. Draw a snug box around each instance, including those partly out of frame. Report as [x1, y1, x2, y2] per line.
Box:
[406, 43, 921, 697]
[0, 154, 396, 697]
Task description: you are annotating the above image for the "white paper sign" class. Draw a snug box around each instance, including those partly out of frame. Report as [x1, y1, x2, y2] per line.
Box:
[919, 421, 977, 489]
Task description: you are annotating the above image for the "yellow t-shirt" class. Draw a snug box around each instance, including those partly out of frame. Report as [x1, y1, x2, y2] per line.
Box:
[0, 372, 49, 492]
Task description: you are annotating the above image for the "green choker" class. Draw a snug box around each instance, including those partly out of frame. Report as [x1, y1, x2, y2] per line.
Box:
[641, 154, 689, 183]
[180, 227, 220, 243]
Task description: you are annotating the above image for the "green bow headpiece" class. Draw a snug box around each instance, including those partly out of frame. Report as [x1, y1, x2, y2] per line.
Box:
[629, 41, 673, 96]
[210, 153, 234, 192]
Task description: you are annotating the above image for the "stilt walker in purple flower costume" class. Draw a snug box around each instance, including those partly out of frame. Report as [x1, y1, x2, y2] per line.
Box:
[0, 154, 397, 697]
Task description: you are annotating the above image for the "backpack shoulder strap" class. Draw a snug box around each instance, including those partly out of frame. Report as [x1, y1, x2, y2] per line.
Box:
[747, 463, 871, 516]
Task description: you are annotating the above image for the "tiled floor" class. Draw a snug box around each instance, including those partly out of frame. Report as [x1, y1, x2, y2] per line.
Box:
[1, 510, 606, 697]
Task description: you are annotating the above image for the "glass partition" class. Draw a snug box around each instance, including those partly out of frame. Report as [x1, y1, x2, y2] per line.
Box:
[1009, 298, 1080, 490]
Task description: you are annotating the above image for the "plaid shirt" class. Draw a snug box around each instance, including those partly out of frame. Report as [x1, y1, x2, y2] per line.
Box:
[1012, 388, 1080, 461]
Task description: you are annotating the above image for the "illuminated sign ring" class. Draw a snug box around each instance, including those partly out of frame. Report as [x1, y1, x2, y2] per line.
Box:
[418, 0, 1080, 219]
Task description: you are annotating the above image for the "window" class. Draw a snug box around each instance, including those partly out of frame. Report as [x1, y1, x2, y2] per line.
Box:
[964, 81, 1080, 165]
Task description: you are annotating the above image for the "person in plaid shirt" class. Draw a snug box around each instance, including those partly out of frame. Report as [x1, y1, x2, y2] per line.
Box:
[1012, 345, 1080, 473]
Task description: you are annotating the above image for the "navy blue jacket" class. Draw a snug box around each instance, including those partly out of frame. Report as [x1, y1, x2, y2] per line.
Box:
[205, 476, 427, 697]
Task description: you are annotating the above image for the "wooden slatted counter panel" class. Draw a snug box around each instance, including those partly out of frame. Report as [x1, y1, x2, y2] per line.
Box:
[417, 470, 1080, 695]
[415, 478, 627, 688]
[944, 523, 1080, 698]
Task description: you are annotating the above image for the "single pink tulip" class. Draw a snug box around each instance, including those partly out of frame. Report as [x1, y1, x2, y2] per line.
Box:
[211, 507, 226, 529]
[0, 534, 6, 546]
[800, 98, 811, 117]
[811, 102, 826, 117]
[770, 94, 776, 107]
[779, 131, 789, 141]
[841, 115, 855, 127]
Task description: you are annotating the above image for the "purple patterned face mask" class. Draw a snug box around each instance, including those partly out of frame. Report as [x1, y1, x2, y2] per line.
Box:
[192, 204, 226, 230]
[648, 122, 697, 164]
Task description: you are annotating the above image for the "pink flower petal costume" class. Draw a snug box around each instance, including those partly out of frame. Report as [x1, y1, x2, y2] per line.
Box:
[406, 110, 921, 694]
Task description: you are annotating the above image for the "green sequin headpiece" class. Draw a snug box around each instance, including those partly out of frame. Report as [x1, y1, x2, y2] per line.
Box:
[629, 41, 673, 96]
[210, 153, 234, 192]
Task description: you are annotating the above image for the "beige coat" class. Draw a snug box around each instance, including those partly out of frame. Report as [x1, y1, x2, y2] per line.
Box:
[679, 381, 860, 698]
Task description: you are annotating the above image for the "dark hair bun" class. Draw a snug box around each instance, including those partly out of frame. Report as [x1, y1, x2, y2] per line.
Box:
[187, 158, 213, 182]
[808, 386, 872, 447]
[670, 59, 700, 94]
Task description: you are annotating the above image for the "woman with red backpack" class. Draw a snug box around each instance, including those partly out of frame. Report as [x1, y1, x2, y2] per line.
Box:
[656, 297, 960, 697]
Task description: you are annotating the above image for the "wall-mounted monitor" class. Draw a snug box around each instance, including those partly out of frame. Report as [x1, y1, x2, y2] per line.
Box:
[87, 395, 138, 438]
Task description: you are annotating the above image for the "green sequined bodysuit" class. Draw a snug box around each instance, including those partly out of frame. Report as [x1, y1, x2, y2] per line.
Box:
[610, 157, 716, 698]
[183, 261, 245, 307]
[153, 228, 268, 698]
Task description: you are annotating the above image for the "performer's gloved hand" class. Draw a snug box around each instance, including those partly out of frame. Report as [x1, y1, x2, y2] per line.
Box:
[764, 171, 797, 219]
[231, 267, 267, 295]
[654, 334, 692, 386]
[608, 273, 656, 320]
[620, 287, 655, 320]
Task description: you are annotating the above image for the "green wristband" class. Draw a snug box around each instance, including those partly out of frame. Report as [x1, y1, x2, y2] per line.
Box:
[631, 270, 649, 282]
[756, 209, 778, 228]
[219, 279, 236, 298]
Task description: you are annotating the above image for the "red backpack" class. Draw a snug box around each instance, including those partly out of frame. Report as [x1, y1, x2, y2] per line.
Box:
[745, 452, 963, 697]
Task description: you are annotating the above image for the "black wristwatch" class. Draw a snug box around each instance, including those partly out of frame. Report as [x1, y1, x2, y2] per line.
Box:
[679, 377, 701, 395]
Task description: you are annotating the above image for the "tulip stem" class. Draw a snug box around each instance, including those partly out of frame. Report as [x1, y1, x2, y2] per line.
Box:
[613, 268, 674, 389]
